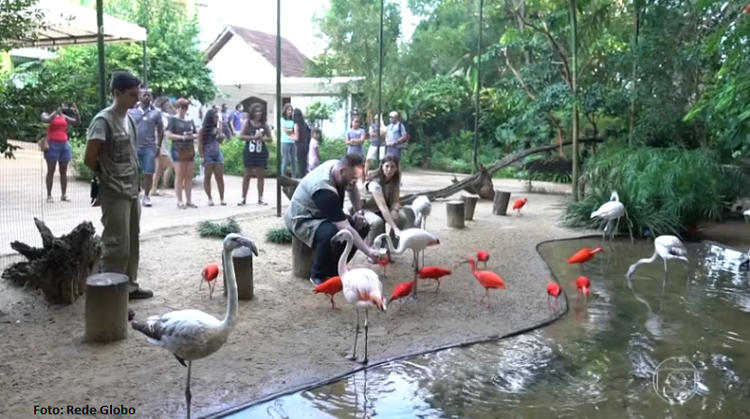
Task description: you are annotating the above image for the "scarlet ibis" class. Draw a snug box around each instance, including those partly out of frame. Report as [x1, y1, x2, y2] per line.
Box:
[314, 276, 343, 310]
[476, 251, 490, 270]
[512, 197, 527, 216]
[462, 257, 507, 307]
[200, 263, 220, 299]
[547, 282, 562, 310]
[567, 247, 602, 273]
[575, 275, 591, 301]
[744, 4, 750, 14]
[418, 266, 452, 292]
[388, 281, 414, 311]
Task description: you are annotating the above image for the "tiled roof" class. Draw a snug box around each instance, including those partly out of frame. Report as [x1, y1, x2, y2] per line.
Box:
[206, 26, 311, 78]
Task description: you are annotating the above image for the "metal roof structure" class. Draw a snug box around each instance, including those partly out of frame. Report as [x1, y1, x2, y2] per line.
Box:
[11, 0, 146, 47]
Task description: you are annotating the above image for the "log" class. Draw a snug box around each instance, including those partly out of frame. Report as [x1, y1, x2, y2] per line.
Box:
[222, 247, 255, 301]
[291, 235, 316, 279]
[493, 191, 512, 216]
[461, 194, 479, 220]
[2, 219, 101, 305]
[85, 273, 129, 343]
[274, 137, 606, 207]
[446, 200, 466, 229]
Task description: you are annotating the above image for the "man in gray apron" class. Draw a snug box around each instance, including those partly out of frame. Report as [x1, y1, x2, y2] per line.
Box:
[285, 154, 381, 285]
[83, 70, 153, 300]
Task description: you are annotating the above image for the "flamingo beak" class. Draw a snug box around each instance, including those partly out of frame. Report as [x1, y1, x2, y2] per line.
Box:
[373, 295, 386, 311]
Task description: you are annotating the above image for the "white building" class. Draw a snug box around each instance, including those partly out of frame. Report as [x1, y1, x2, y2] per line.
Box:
[202, 25, 360, 138]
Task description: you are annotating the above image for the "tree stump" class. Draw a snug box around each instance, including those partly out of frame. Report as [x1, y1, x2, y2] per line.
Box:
[446, 200, 466, 229]
[222, 247, 255, 301]
[292, 235, 316, 279]
[461, 194, 479, 220]
[85, 273, 129, 343]
[2, 218, 101, 305]
[493, 191, 512, 216]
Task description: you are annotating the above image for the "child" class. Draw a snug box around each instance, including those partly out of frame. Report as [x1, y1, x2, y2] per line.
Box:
[345, 117, 366, 157]
[308, 127, 321, 172]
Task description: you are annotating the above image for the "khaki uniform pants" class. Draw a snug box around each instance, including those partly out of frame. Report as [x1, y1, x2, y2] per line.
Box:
[99, 196, 141, 292]
[364, 209, 408, 247]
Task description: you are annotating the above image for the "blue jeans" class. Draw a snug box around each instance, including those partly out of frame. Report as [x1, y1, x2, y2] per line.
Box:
[386, 144, 402, 159]
[137, 146, 156, 174]
[203, 150, 224, 164]
[44, 141, 72, 162]
[281, 142, 297, 177]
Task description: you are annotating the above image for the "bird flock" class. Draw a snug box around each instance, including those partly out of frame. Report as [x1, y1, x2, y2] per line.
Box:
[128, 191, 694, 418]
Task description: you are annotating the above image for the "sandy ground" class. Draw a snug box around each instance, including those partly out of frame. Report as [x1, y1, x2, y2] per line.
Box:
[0, 191, 587, 419]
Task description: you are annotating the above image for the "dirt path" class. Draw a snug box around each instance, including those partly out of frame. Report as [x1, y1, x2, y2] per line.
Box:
[0, 190, 586, 419]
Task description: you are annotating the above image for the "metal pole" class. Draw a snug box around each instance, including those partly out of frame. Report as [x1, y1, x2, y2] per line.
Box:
[375, 0, 384, 163]
[96, 0, 106, 109]
[275, 0, 282, 217]
[472, 0, 484, 173]
[141, 41, 147, 86]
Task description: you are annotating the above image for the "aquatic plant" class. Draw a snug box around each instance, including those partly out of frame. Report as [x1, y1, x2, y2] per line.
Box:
[563, 142, 748, 237]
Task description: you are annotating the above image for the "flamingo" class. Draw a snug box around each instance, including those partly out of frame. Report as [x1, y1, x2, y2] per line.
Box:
[199, 263, 220, 299]
[626, 235, 689, 288]
[131, 233, 258, 419]
[332, 230, 386, 365]
[375, 228, 441, 299]
[590, 191, 629, 244]
[411, 195, 432, 266]
[462, 256, 507, 307]
[547, 282, 562, 310]
[512, 197, 527, 216]
[476, 251, 490, 270]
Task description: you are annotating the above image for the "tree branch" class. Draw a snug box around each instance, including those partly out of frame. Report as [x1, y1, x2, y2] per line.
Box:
[503, 48, 537, 100]
[513, 13, 573, 89]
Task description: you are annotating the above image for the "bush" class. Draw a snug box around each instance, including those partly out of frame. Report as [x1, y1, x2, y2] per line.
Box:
[562, 142, 748, 237]
[265, 227, 293, 244]
[221, 137, 348, 177]
[198, 217, 241, 238]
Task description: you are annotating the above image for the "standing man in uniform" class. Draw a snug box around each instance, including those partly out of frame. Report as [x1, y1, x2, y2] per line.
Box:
[128, 87, 164, 207]
[284, 154, 381, 286]
[83, 71, 153, 300]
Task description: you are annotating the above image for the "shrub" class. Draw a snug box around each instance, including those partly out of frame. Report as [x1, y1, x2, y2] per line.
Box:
[221, 137, 348, 177]
[265, 227, 293, 244]
[197, 217, 241, 238]
[562, 142, 748, 237]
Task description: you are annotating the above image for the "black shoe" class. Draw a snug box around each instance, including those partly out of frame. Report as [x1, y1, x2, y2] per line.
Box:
[129, 288, 154, 300]
[128, 309, 135, 321]
[309, 277, 324, 286]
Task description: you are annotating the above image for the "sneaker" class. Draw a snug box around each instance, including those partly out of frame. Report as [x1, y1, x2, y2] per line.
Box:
[129, 288, 154, 300]
[258, 197, 267, 205]
[142, 195, 152, 207]
[309, 277, 324, 286]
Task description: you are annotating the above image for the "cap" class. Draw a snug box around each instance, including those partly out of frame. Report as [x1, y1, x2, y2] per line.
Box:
[389, 111, 398, 117]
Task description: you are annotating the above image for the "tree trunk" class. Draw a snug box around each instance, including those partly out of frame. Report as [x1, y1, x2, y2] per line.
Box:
[2, 219, 101, 305]
[628, 0, 641, 145]
[569, 0, 580, 202]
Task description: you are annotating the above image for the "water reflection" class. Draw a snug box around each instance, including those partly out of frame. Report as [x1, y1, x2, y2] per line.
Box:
[231, 239, 750, 418]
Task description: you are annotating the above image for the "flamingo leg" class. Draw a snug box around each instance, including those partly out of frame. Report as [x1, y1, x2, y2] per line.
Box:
[185, 361, 193, 419]
[662, 258, 669, 290]
[613, 217, 621, 241]
[409, 252, 419, 300]
[361, 309, 370, 365]
[347, 309, 360, 361]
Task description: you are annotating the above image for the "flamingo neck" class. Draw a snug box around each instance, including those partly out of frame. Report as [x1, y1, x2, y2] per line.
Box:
[220, 247, 239, 330]
[611, 192, 620, 202]
[376, 233, 406, 255]
[338, 233, 353, 276]
[634, 251, 659, 269]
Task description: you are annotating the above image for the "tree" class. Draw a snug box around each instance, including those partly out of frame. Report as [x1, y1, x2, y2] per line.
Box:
[0, 0, 46, 157]
[310, 0, 404, 114]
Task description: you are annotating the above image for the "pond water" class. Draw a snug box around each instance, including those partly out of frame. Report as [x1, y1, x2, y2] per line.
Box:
[224, 237, 750, 418]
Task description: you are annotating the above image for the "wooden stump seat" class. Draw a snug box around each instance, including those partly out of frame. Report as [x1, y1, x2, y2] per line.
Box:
[85, 272, 129, 343]
[446, 200, 466, 229]
[493, 190, 512, 216]
[461, 194, 479, 220]
[222, 247, 255, 301]
[292, 235, 316, 279]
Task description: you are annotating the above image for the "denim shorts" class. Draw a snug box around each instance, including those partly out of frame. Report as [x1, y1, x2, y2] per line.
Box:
[137, 146, 156, 174]
[203, 150, 224, 165]
[44, 141, 72, 163]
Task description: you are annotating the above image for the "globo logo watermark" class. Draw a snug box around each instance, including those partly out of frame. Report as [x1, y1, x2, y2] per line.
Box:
[653, 356, 699, 404]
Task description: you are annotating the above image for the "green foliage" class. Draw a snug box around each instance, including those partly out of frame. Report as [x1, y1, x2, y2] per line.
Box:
[220, 137, 348, 177]
[562, 143, 748, 237]
[0, 0, 42, 52]
[198, 217, 241, 239]
[306, 102, 336, 127]
[265, 227, 293, 244]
